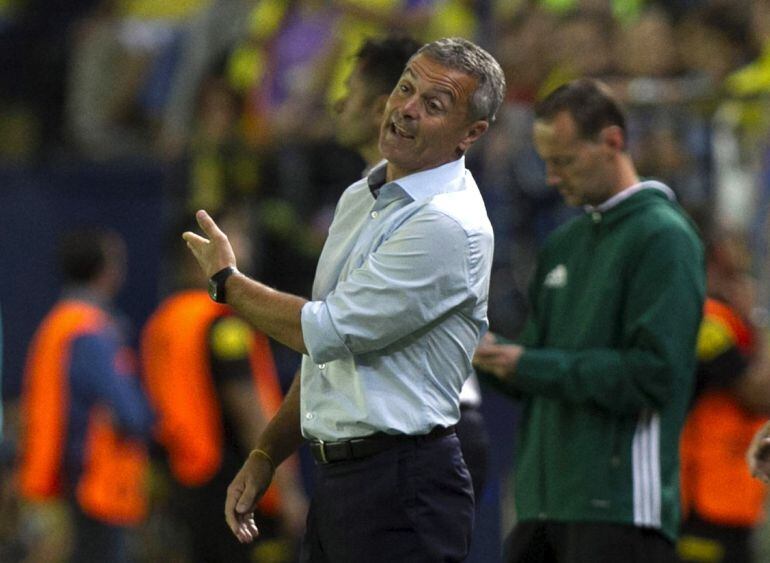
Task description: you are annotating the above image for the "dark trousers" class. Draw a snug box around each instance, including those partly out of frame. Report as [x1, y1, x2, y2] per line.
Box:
[301, 433, 474, 563]
[456, 405, 490, 502]
[505, 520, 677, 563]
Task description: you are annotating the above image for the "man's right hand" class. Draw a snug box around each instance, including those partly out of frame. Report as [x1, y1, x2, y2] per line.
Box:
[748, 420, 770, 483]
[182, 210, 238, 279]
[224, 449, 275, 543]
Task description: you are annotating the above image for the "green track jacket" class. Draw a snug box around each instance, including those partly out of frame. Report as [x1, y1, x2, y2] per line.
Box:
[500, 183, 705, 541]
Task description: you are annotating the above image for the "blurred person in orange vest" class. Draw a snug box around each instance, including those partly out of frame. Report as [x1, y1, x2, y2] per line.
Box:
[679, 229, 770, 563]
[141, 209, 307, 563]
[18, 227, 154, 563]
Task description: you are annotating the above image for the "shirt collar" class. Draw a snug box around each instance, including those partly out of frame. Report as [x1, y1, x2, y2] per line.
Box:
[366, 160, 388, 199]
[366, 157, 466, 202]
[362, 159, 386, 180]
[586, 180, 676, 213]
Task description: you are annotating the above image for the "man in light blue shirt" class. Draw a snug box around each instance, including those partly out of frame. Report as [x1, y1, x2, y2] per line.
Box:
[183, 37, 505, 563]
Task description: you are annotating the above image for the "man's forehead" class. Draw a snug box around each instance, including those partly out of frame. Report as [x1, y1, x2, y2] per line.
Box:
[535, 112, 580, 141]
[402, 56, 470, 99]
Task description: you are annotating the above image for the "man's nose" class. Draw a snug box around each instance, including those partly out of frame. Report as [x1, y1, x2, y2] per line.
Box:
[399, 94, 420, 119]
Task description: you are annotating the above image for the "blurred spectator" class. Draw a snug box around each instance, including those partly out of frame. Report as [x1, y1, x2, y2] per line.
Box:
[17, 228, 154, 563]
[159, 0, 456, 160]
[494, 6, 558, 104]
[613, 6, 680, 79]
[472, 6, 574, 338]
[538, 8, 617, 94]
[676, 2, 753, 92]
[157, 0, 257, 160]
[601, 6, 715, 224]
[183, 77, 261, 217]
[420, 0, 482, 43]
[65, 0, 209, 160]
[141, 211, 307, 563]
[235, 0, 339, 147]
[707, 0, 770, 285]
[721, 0, 770, 139]
[321, 0, 439, 110]
[679, 230, 770, 563]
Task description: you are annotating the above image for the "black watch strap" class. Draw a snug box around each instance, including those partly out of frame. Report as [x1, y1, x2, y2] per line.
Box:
[208, 266, 237, 303]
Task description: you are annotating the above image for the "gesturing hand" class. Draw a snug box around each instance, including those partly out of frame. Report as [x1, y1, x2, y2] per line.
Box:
[224, 450, 275, 543]
[182, 210, 237, 278]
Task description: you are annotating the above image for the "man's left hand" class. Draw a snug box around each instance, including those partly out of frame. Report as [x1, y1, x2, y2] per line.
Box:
[224, 449, 275, 543]
[473, 343, 524, 381]
[182, 210, 238, 278]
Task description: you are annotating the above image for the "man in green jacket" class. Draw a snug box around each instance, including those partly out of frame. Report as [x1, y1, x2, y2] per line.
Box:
[474, 78, 705, 563]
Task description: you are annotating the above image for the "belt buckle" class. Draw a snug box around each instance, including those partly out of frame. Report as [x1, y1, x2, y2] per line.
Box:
[317, 440, 328, 463]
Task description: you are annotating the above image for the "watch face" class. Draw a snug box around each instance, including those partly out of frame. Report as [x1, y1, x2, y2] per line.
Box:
[208, 278, 218, 301]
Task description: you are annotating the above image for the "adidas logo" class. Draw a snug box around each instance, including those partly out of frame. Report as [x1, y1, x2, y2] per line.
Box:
[544, 264, 568, 288]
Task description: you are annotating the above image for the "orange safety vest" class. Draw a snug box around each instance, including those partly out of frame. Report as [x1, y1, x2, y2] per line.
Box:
[141, 290, 285, 515]
[680, 298, 767, 527]
[19, 300, 149, 526]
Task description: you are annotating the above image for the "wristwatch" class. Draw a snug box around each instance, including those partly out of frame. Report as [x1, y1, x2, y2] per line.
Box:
[208, 266, 237, 303]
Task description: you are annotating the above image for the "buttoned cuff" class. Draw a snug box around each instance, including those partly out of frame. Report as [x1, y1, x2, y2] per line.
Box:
[301, 300, 351, 364]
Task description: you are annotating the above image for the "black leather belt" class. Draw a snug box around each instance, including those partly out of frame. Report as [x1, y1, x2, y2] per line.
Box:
[309, 425, 455, 464]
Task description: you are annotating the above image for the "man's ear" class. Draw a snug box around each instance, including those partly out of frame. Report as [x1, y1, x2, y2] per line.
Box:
[457, 120, 489, 153]
[600, 125, 625, 152]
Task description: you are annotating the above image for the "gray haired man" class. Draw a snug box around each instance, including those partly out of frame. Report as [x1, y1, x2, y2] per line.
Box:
[183, 37, 505, 563]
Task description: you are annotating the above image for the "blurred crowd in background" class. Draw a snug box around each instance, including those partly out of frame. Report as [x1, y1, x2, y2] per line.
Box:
[4, 0, 770, 561]
[5, 0, 770, 329]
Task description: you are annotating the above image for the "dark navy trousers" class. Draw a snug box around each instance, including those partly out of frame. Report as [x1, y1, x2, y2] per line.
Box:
[301, 433, 475, 563]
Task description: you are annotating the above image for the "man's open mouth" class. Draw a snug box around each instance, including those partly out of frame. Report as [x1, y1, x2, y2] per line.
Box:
[391, 122, 415, 139]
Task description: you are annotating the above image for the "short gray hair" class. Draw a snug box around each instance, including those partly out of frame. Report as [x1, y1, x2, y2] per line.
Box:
[414, 37, 506, 123]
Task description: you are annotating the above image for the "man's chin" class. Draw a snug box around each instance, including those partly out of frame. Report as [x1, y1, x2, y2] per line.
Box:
[379, 141, 402, 164]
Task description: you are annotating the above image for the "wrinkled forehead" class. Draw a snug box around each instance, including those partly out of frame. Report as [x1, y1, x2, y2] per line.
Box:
[401, 54, 477, 105]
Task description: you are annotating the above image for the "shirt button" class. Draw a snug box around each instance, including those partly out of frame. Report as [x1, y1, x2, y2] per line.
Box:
[370, 211, 378, 218]
[591, 212, 601, 223]
[318, 363, 326, 370]
[305, 412, 314, 420]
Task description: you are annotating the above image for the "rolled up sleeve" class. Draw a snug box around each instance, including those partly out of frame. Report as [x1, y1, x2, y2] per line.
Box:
[301, 300, 350, 364]
[301, 210, 474, 364]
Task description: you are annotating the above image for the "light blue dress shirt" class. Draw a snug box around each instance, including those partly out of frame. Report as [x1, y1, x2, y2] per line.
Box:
[300, 157, 494, 441]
